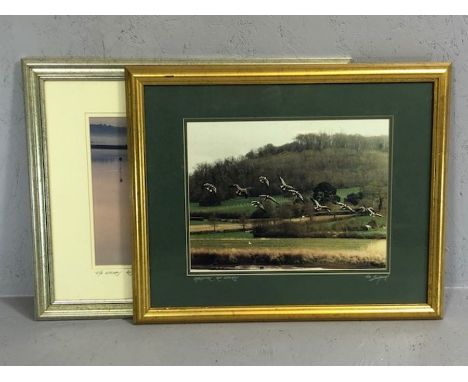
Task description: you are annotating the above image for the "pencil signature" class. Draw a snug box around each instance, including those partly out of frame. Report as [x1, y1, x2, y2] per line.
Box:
[95, 270, 122, 277]
[193, 276, 239, 283]
[365, 274, 390, 284]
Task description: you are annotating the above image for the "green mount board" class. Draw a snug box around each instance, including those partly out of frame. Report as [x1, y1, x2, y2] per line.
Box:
[143, 82, 433, 308]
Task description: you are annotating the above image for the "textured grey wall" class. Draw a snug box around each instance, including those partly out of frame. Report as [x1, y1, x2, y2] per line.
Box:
[0, 15, 465, 298]
[1, 293, 468, 365]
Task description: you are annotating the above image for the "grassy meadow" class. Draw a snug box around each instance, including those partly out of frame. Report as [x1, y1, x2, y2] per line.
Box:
[188, 192, 388, 271]
[189, 195, 290, 217]
[191, 234, 386, 270]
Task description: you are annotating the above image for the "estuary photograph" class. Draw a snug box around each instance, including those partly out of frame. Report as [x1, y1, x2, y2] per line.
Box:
[89, 116, 131, 266]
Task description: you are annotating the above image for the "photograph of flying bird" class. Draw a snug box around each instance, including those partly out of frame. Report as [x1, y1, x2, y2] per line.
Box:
[251, 200, 266, 212]
[288, 189, 305, 203]
[355, 206, 383, 217]
[202, 182, 217, 195]
[365, 207, 383, 217]
[311, 197, 331, 213]
[230, 184, 250, 198]
[279, 176, 296, 192]
[336, 201, 356, 213]
[258, 176, 270, 188]
[259, 194, 279, 205]
[355, 206, 367, 214]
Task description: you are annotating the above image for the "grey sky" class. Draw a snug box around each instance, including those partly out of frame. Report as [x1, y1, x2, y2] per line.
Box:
[186, 119, 389, 173]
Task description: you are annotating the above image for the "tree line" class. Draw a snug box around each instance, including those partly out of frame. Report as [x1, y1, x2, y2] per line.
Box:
[189, 132, 389, 207]
[246, 132, 389, 159]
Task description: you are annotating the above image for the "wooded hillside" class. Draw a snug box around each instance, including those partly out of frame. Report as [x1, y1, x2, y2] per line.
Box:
[189, 133, 389, 207]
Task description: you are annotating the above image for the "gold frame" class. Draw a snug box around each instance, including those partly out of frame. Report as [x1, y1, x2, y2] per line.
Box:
[126, 62, 451, 324]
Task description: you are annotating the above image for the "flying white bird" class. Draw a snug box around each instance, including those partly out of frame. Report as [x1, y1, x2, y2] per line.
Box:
[259, 194, 279, 205]
[258, 176, 270, 188]
[278, 176, 296, 192]
[336, 201, 355, 213]
[288, 189, 305, 203]
[251, 200, 266, 212]
[311, 197, 331, 213]
[366, 207, 383, 217]
[202, 182, 217, 195]
[230, 184, 250, 198]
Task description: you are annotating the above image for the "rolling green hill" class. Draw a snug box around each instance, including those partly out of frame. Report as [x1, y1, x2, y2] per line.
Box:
[189, 132, 388, 208]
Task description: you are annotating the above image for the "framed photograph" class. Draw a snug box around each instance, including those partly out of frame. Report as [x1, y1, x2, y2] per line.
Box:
[23, 59, 137, 319]
[127, 62, 450, 323]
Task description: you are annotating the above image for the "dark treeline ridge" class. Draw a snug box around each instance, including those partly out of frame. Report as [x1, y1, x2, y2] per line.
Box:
[247, 133, 389, 159]
[90, 123, 127, 136]
[189, 132, 389, 205]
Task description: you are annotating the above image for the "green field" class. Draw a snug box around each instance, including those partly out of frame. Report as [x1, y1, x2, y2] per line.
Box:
[191, 235, 376, 251]
[336, 186, 361, 201]
[191, 231, 254, 239]
[190, 220, 240, 226]
[190, 215, 386, 237]
[190, 195, 291, 216]
[304, 215, 386, 234]
[190, 187, 362, 217]
[188, 186, 386, 270]
[189, 209, 387, 270]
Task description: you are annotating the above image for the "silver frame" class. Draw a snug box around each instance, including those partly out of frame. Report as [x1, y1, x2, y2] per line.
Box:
[22, 58, 351, 320]
[23, 59, 138, 319]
